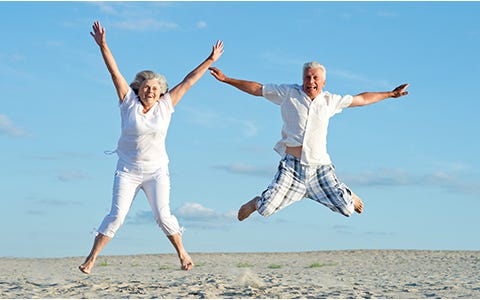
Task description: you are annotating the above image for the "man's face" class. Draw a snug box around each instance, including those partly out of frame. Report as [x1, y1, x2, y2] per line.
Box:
[302, 67, 326, 100]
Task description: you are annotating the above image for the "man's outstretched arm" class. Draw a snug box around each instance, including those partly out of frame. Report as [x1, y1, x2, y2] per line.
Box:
[350, 83, 409, 107]
[209, 67, 263, 97]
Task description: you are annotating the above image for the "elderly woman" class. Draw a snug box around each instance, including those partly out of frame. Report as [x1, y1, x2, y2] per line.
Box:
[79, 21, 223, 274]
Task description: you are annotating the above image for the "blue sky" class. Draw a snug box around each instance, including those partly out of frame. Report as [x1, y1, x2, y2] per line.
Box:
[1, 1, 479, 258]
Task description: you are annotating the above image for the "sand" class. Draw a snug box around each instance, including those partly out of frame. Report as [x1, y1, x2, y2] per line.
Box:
[1, 250, 479, 299]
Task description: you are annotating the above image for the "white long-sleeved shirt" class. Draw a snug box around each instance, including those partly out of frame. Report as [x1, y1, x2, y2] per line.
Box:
[263, 83, 353, 166]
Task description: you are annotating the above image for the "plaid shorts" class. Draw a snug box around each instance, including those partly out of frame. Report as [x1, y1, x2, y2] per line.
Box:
[257, 154, 355, 217]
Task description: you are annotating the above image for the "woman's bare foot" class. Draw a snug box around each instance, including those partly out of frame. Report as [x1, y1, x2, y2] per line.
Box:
[79, 257, 95, 274]
[352, 193, 364, 214]
[238, 197, 259, 221]
[180, 253, 194, 271]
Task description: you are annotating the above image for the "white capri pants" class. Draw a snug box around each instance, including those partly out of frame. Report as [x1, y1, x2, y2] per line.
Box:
[97, 161, 182, 238]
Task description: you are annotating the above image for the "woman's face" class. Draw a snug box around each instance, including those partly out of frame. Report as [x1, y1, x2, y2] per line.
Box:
[138, 79, 162, 106]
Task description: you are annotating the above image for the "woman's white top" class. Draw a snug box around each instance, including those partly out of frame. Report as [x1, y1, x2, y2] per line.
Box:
[116, 88, 174, 172]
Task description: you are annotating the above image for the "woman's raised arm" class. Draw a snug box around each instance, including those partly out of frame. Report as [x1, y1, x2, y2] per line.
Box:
[169, 40, 224, 107]
[90, 21, 129, 102]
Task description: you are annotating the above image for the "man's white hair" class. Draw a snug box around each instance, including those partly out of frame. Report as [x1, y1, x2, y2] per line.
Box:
[303, 61, 326, 77]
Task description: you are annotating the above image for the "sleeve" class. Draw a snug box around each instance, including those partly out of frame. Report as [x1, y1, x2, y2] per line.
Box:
[262, 83, 291, 105]
[329, 93, 353, 115]
[159, 93, 175, 114]
[120, 87, 136, 108]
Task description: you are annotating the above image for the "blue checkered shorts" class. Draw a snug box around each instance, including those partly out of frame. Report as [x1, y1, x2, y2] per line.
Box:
[257, 154, 355, 217]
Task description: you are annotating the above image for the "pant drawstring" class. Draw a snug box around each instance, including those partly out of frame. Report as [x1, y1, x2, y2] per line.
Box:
[104, 149, 117, 155]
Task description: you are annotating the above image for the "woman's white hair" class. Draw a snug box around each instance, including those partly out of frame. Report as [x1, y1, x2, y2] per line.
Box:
[303, 61, 326, 77]
[130, 70, 168, 95]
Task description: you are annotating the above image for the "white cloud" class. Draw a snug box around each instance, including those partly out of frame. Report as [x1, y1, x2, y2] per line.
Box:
[340, 168, 480, 194]
[258, 51, 304, 68]
[175, 202, 236, 223]
[0, 52, 25, 62]
[241, 120, 259, 138]
[83, 4, 216, 38]
[330, 69, 391, 89]
[184, 107, 218, 128]
[339, 12, 353, 20]
[214, 163, 274, 177]
[0, 115, 31, 138]
[341, 168, 411, 186]
[56, 169, 91, 182]
[0, 52, 33, 80]
[90, 1, 173, 17]
[112, 19, 178, 32]
[377, 11, 397, 18]
[128, 202, 237, 229]
[94, 2, 120, 15]
[175, 202, 216, 220]
[183, 106, 259, 138]
[128, 211, 154, 225]
[196, 21, 208, 29]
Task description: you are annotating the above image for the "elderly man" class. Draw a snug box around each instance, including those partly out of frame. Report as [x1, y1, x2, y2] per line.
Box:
[209, 62, 408, 221]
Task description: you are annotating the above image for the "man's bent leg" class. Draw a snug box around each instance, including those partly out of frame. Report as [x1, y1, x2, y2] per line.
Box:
[254, 155, 306, 219]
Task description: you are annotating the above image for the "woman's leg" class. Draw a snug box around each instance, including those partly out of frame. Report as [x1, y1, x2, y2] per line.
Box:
[167, 233, 194, 270]
[79, 233, 111, 274]
[79, 168, 140, 274]
[143, 167, 193, 270]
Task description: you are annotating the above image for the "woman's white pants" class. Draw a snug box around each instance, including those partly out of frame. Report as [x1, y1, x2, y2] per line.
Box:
[97, 161, 181, 238]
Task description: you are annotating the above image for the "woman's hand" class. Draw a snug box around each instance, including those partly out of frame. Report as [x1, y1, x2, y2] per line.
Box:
[209, 40, 224, 63]
[90, 21, 106, 46]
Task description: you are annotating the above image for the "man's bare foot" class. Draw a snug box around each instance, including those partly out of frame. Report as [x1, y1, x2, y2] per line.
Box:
[352, 193, 364, 214]
[238, 197, 259, 221]
[180, 254, 194, 271]
[79, 257, 95, 274]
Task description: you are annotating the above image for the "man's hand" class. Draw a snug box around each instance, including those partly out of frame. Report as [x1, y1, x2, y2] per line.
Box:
[209, 67, 227, 82]
[391, 83, 409, 98]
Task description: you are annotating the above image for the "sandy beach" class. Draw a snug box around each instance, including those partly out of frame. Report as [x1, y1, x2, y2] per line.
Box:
[1, 250, 479, 299]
